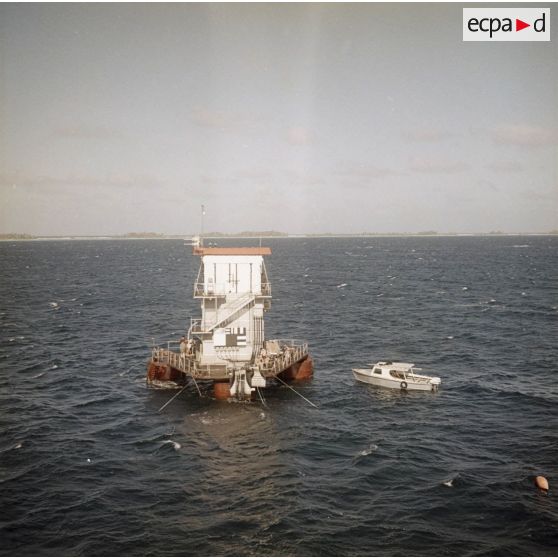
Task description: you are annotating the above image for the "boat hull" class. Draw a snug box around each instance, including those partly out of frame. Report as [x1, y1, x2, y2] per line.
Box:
[352, 369, 438, 392]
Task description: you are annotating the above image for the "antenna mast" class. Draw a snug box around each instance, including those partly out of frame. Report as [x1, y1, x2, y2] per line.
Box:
[200, 204, 205, 247]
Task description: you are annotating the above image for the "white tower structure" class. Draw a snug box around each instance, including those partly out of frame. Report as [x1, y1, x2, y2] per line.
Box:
[190, 246, 272, 369]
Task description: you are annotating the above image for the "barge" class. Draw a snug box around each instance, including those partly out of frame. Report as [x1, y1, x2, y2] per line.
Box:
[147, 237, 313, 400]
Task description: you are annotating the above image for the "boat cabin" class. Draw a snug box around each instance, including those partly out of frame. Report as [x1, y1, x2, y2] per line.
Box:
[372, 361, 416, 380]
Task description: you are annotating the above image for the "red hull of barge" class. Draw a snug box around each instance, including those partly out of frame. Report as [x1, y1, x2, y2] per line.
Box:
[147, 356, 314, 400]
[146, 362, 182, 383]
[278, 355, 314, 382]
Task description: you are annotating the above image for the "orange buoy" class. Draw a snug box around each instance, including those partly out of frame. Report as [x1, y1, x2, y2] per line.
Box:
[535, 476, 549, 491]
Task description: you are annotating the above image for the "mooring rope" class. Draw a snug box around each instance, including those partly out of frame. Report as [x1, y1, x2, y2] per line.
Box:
[256, 386, 268, 408]
[158, 384, 189, 413]
[190, 375, 202, 397]
[273, 374, 318, 408]
[119, 365, 134, 376]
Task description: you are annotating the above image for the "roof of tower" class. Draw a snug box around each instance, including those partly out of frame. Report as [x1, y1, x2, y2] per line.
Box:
[193, 247, 272, 256]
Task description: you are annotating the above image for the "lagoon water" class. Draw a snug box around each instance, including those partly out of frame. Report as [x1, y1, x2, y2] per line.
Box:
[1, 237, 557, 556]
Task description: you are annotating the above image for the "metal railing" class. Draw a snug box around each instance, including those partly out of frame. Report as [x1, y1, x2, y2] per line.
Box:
[257, 339, 309, 375]
[189, 294, 256, 334]
[150, 346, 227, 379]
[150, 338, 309, 380]
[161, 348, 195, 374]
[208, 293, 255, 332]
[189, 317, 203, 335]
[193, 282, 272, 297]
[194, 282, 226, 297]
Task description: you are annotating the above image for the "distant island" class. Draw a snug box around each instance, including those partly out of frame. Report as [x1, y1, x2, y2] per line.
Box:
[1, 230, 557, 241]
[121, 232, 165, 238]
[203, 231, 288, 238]
[0, 233, 36, 240]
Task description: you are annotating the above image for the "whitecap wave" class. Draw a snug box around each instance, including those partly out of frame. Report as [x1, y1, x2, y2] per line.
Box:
[148, 380, 181, 389]
[356, 444, 378, 458]
[161, 439, 181, 450]
[442, 475, 458, 488]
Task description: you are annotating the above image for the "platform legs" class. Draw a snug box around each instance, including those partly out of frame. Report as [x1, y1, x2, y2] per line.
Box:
[213, 381, 231, 400]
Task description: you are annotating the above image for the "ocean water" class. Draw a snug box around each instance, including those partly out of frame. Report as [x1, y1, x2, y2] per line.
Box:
[1, 236, 557, 556]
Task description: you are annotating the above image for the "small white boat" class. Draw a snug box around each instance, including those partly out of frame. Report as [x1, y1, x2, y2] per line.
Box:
[352, 361, 441, 392]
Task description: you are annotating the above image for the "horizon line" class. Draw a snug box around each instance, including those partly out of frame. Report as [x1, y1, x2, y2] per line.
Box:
[1, 231, 558, 240]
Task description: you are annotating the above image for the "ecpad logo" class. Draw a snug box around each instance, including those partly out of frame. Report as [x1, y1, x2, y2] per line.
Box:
[463, 8, 550, 41]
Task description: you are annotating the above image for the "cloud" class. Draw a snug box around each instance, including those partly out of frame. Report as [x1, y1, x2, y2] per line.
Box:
[409, 157, 468, 174]
[234, 168, 275, 182]
[189, 107, 272, 141]
[519, 188, 558, 202]
[283, 169, 325, 186]
[190, 108, 233, 129]
[189, 107, 261, 134]
[476, 178, 500, 193]
[491, 125, 558, 147]
[486, 160, 523, 173]
[334, 164, 400, 180]
[328, 164, 401, 192]
[198, 174, 224, 194]
[403, 129, 454, 142]
[287, 126, 311, 145]
[0, 172, 163, 193]
[53, 125, 125, 140]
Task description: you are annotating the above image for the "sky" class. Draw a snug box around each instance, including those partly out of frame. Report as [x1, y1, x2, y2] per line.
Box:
[0, 3, 557, 235]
